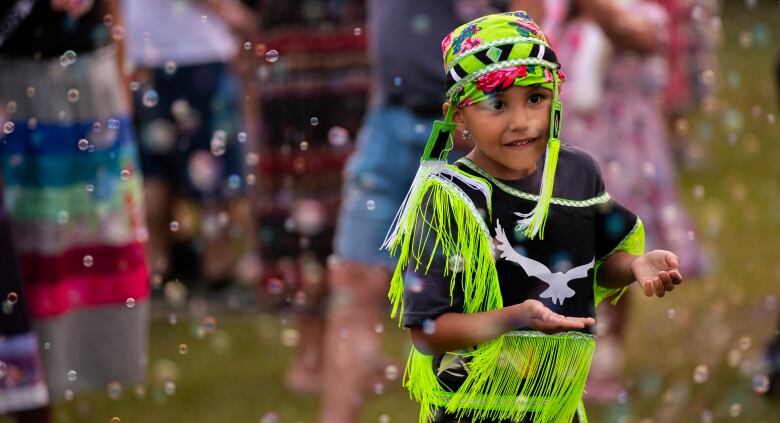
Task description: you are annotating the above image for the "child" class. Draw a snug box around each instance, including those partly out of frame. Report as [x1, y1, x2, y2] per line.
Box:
[383, 12, 684, 423]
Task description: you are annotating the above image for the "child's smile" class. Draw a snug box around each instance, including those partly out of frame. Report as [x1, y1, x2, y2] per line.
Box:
[452, 85, 552, 180]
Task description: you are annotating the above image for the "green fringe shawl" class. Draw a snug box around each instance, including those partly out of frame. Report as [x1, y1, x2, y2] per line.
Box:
[386, 168, 599, 423]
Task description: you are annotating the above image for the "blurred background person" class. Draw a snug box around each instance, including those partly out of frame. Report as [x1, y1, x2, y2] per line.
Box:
[521, 0, 709, 402]
[124, 0, 259, 297]
[0, 176, 49, 422]
[250, 0, 370, 394]
[0, 0, 149, 415]
[320, 1, 527, 421]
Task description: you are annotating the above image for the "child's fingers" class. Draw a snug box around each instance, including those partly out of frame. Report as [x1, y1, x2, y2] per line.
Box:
[669, 269, 683, 285]
[643, 279, 665, 297]
[659, 271, 675, 291]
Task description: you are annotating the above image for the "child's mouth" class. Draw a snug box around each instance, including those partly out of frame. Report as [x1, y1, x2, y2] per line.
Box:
[504, 137, 536, 148]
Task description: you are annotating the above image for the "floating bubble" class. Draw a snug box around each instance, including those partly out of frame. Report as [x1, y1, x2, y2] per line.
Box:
[260, 412, 280, 423]
[64, 389, 74, 400]
[393, 76, 402, 87]
[692, 365, 708, 383]
[384, 365, 399, 381]
[111, 25, 125, 41]
[366, 200, 376, 211]
[168, 312, 178, 325]
[752, 374, 770, 393]
[107, 118, 120, 130]
[57, 210, 70, 225]
[103, 13, 114, 26]
[126, 298, 136, 308]
[738, 30, 753, 49]
[374, 323, 384, 334]
[280, 328, 300, 347]
[200, 15, 207, 23]
[266, 278, 284, 295]
[60, 50, 77, 67]
[169, 221, 179, 232]
[78, 138, 89, 150]
[111, 418, 121, 423]
[86, 184, 95, 192]
[310, 116, 319, 126]
[121, 169, 131, 180]
[27, 118, 37, 130]
[423, 319, 436, 335]
[6, 100, 17, 114]
[327, 126, 349, 146]
[210, 130, 227, 156]
[142, 90, 159, 108]
[729, 403, 741, 417]
[129, 81, 140, 91]
[265, 50, 279, 63]
[164, 281, 187, 308]
[188, 151, 219, 191]
[83, 255, 94, 268]
[164, 381, 176, 395]
[164, 61, 177, 75]
[353, 27, 362, 36]
[699, 69, 716, 85]
[107, 381, 123, 400]
[411, 14, 432, 34]
[67, 370, 78, 382]
[67, 89, 80, 103]
[202, 316, 217, 333]
[3, 122, 14, 134]
[243, 41, 252, 50]
[699, 409, 713, 423]
[379, 415, 391, 423]
[6, 292, 18, 305]
[299, 141, 309, 151]
[178, 344, 188, 355]
[692, 185, 705, 200]
[405, 276, 424, 294]
[667, 308, 676, 319]
[448, 255, 465, 273]
[237, 132, 247, 143]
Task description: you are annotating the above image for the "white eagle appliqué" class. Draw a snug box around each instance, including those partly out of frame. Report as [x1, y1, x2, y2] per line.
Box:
[494, 221, 594, 305]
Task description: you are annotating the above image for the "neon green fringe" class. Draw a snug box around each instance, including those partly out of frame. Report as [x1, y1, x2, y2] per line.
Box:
[387, 175, 597, 423]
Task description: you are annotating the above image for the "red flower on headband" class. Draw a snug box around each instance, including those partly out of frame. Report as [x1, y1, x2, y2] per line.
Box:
[475, 65, 528, 93]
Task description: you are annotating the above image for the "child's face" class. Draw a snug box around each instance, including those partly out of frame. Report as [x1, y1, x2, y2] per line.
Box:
[453, 85, 552, 180]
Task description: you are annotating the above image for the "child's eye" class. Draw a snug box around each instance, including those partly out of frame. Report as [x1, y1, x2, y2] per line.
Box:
[528, 94, 544, 104]
[480, 99, 505, 111]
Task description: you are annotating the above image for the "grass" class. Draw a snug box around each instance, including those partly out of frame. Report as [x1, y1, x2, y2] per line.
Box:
[4, 1, 780, 422]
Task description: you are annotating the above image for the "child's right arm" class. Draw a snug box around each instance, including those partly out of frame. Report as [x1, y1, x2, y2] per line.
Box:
[409, 300, 594, 355]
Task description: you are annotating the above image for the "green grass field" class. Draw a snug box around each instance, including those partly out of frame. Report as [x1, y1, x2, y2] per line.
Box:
[4, 2, 780, 422]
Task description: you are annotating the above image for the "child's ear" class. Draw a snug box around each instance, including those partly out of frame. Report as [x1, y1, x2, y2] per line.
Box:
[442, 102, 465, 126]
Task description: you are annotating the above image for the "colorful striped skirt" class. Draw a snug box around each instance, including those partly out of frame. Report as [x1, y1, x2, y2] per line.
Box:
[0, 46, 149, 403]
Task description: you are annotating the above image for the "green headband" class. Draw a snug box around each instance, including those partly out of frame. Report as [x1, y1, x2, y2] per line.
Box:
[423, 11, 565, 240]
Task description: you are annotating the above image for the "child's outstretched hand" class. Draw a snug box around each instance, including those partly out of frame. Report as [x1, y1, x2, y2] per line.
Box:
[630, 250, 683, 297]
[514, 300, 595, 334]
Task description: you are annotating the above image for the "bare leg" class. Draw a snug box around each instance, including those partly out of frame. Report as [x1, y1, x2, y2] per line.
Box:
[200, 198, 256, 285]
[319, 260, 390, 423]
[143, 179, 172, 277]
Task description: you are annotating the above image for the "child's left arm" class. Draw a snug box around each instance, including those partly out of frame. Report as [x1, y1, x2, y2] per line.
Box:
[597, 250, 683, 297]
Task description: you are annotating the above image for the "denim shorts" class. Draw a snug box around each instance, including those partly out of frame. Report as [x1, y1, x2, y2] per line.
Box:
[333, 104, 442, 267]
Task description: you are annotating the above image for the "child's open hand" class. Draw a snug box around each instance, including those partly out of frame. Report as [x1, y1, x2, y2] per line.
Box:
[631, 250, 683, 297]
[513, 300, 595, 334]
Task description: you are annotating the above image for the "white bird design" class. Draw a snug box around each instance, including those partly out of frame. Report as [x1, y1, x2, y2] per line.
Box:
[494, 221, 594, 305]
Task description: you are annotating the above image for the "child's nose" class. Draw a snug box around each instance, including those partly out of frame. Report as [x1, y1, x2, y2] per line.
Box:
[508, 107, 530, 132]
